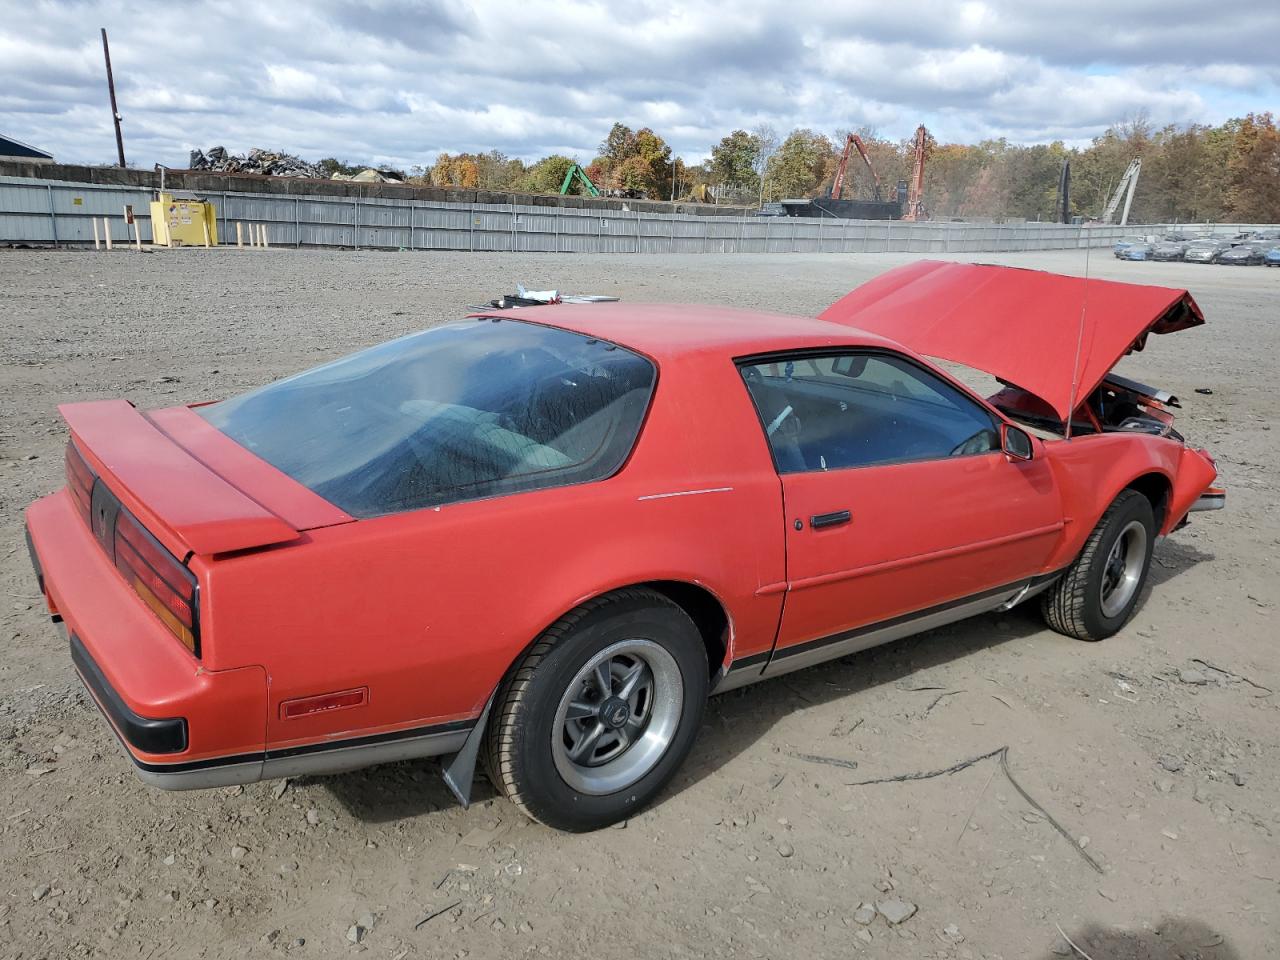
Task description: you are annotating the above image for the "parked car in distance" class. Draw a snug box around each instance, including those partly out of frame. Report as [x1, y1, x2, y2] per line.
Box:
[1183, 240, 1231, 264]
[1118, 243, 1154, 261]
[1150, 241, 1187, 262]
[1264, 247, 1280, 267]
[1219, 242, 1265, 265]
[24, 262, 1224, 831]
[1113, 236, 1147, 257]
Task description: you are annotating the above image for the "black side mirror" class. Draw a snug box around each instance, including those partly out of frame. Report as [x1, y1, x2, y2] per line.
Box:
[1002, 424, 1034, 461]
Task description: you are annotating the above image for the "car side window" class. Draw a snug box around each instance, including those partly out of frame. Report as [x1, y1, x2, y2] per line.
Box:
[739, 352, 1000, 473]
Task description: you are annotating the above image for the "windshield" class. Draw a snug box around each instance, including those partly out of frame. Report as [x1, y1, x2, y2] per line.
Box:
[200, 318, 656, 517]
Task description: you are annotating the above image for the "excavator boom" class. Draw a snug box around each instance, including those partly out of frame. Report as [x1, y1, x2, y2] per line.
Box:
[1101, 158, 1141, 225]
[559, 164, 601, 198]
[851, 135, 882, 201]
[831, 134, 883, 201]
[901, 125, 929, 221]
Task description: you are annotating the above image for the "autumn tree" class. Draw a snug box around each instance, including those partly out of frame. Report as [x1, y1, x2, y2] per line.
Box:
[763, 129, 835, 200]
[709, 130, 761, 193]
[1226, 113, 1280, 222]
[752, 124, 779, 205]
[429, 153, 457, 187]
[474, 150, 525, 190]
[516, 155, 579, 195]
[587, 123, 675, 198]
[923, 142, 985, 217]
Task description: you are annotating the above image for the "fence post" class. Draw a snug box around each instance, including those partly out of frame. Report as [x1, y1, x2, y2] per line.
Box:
[353, 200, 360, 250]
[46, 185, 59, 245]
[295, 197, 301, 248]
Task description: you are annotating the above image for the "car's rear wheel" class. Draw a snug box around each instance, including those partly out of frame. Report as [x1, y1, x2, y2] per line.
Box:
[1041, 490, 1155, 641]
[483, 589, 707, 831]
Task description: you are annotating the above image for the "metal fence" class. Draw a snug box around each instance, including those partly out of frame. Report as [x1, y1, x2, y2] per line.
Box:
[2, 175, 1273, 255]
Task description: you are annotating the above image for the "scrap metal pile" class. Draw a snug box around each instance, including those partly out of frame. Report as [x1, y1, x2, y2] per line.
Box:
[187, 146, 325, 178]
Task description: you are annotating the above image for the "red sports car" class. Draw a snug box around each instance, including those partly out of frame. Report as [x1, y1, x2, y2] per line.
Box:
[25, 261, 1224, 831]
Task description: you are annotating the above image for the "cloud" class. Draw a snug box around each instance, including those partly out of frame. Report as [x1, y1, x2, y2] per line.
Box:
[0, 0, 1273, 168]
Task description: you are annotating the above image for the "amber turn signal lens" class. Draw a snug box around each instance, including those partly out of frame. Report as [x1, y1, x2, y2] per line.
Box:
[113, 509, 200, 656]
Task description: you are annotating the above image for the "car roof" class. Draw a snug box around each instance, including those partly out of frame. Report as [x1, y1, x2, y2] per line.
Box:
[468, 302, 905, 361]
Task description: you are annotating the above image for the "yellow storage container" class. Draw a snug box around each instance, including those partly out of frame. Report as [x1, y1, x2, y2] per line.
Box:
[149, 192, 218, 247]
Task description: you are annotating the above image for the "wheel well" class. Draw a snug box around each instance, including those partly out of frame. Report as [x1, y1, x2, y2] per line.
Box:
[1125, 473, 1171, 530]
[638, 581, 729, 678]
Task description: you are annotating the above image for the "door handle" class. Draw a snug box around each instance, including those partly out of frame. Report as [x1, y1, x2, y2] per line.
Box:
[810, 510, 851, 529]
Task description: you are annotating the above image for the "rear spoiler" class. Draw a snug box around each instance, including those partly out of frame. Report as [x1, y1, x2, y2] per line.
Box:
[60, 399, 301, 557]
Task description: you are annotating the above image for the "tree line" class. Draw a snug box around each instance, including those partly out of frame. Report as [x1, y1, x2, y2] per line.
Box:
[395, 113, 1280, 223]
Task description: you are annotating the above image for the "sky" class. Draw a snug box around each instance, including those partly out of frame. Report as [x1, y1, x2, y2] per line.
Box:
[1, 0, 1276, 170]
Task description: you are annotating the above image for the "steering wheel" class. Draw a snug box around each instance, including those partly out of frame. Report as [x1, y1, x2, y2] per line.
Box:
[950, 429, 997, 457]
[766, 404, 795, 437]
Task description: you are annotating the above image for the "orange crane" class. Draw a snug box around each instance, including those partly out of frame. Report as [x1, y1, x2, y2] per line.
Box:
[901, 125, 929, 221]
[830, 133, 883, 201]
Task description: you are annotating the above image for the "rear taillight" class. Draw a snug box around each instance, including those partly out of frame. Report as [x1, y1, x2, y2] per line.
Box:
[63, 439, 201, 656]
[113, 510, 200, 656]
[65, 442, 94, 527]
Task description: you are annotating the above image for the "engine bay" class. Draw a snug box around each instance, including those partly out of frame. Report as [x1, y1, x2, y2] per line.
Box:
[991, 372, 1184, 442]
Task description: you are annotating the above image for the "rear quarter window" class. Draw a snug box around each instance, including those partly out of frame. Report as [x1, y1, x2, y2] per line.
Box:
[200, 318, 656, 516]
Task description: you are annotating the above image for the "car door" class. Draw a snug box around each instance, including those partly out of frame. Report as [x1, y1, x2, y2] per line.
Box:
[739, 350, 1064, 677]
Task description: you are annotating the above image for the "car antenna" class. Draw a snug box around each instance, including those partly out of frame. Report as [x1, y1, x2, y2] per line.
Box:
[1064, 237, 1092, 441]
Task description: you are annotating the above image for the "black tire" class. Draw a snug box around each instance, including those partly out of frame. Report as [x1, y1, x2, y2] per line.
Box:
[1041, 490, 1156, 641]
[482, 589, 708, 831]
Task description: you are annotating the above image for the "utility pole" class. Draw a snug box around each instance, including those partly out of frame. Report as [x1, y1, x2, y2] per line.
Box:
[101, 28, 126, 168]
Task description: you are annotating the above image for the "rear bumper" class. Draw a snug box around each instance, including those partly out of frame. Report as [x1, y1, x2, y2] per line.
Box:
[70, 633, 188, 754]
[25, 490, 269, 789]
[25, 490, 471, 790]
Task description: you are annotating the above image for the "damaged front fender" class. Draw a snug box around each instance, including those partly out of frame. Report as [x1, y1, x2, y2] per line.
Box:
[1166, 447, 1220, 532]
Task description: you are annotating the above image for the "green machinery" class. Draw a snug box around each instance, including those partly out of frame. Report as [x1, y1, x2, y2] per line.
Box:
[559, 164, 600, 197]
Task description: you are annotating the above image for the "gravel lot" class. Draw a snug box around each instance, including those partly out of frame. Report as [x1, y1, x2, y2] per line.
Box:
[1, 247, 1277, 959]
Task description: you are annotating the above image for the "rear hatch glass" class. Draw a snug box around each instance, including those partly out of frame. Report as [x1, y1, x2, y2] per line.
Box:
[199, 318, 656, 517]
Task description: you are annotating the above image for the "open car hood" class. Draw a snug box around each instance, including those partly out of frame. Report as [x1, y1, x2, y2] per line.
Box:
[819, 261, 1204, 422]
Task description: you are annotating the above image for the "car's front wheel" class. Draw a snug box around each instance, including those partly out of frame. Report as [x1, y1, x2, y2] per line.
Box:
[483, 589, 708, 831]
[1041, 490, 1155, 641]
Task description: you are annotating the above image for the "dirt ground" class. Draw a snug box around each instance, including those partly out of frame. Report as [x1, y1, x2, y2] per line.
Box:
[1, 247, 1277, 960]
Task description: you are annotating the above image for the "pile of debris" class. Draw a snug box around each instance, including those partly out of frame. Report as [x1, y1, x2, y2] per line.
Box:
[188, 146, 325, 178]
[331, 169, 406, 184]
